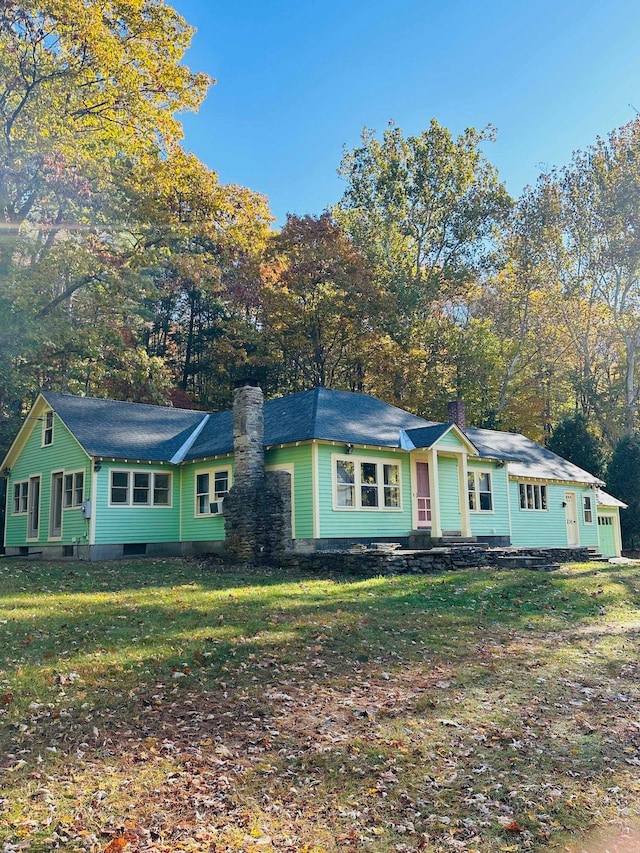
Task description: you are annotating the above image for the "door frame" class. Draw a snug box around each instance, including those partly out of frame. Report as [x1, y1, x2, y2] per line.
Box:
[50, 471, 64, 539]
[564, 490, 579, 546]
[27, 475, 41, 541]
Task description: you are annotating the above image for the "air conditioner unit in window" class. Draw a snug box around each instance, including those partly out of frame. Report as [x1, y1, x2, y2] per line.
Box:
[209, 499, 224, 515]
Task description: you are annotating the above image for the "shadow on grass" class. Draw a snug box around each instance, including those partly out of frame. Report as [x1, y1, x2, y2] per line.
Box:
[2, 559, 640, 851]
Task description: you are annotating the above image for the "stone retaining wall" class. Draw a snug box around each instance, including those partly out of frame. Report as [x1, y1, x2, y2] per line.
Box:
[278, 546, 596, 576]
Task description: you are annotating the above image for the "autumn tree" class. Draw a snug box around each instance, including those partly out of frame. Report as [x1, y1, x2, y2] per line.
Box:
[259, 214, 390, 393]
[336, 120, 511, 324]
[0, 0, 271, 452]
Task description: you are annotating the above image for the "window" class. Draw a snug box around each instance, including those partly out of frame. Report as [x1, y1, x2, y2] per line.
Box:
[583, 495, 593, 524]
[468, 470, 493, 512]
[334, 457, 401, 510]
[519, 482, 548, 511]
[12, 481, 28, 514]
[598, 516, 613, 526]
[43, 411, 54, 446]
[63, 472, 84, 508]
[110, 471, 171, 506]
[195, 469, 230, 515]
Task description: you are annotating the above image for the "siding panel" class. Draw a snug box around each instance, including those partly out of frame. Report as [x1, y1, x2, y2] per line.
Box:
[5, 412, 90, 547]
[95, 463, 180, 544]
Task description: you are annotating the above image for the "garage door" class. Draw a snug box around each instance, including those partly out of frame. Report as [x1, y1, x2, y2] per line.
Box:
[598, 514, 617, 558]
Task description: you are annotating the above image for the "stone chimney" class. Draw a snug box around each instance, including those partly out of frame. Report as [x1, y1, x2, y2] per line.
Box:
[232, 379, 264, 486]
[447, 399, 466, 430]
[224, 380, 292, 563]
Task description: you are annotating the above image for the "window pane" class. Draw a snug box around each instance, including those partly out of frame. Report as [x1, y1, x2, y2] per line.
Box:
[479, 492, 492, 511]
[360, 463, 378, 508]
[153, 473, 170, 505]
[383, 464, 399, 486]
[519, 483, 526, 509]
[64, 474, 73, 507]
[133, 471, 150, 504]
[360, 462, 377, 484]
[478, 473, 490, 492]
[336, 460, 355, 507]
[468, 471, 477, 510]
[74, 473, 84, 505]
[13, 484, 20, 513]
[384, 486, 400, 508]
[361, 485, 378, 507]
[111, 472, 129, 503]
[540, 486, 547, 510]
[196, 473, 209, 495]
[214, 471, 229, 498]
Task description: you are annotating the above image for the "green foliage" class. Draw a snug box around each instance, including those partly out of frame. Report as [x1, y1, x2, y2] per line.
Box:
[606, 433, 640, 549]
[336, 119, 512, 321]
[259, 213, 390, 392]
[548, 412, 604, 478]
[0, 0, 272, 455]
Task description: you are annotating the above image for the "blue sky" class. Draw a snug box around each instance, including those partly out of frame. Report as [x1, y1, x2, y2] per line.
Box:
[171, 0, 640, 226]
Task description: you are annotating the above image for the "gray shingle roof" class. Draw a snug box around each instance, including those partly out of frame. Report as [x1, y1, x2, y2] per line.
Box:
[185, 387, 431, 460]
[40, 388, 604, 486]
[43, 392, 206, 462]
[596, 488, 627, 508]
[404, 424, 454, 449]
[466, 426, 603, 485]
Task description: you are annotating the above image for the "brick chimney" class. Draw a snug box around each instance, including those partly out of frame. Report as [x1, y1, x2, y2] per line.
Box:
[232, 378, 264, 487]
[447, 399, 466, 430]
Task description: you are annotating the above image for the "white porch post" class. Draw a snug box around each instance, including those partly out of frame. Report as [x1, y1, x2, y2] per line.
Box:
[458, 451, 472, 537]
[428, 449, 441, 537]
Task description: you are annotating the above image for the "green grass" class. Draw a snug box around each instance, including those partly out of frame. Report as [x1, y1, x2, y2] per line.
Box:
[1, 557, 640, 852]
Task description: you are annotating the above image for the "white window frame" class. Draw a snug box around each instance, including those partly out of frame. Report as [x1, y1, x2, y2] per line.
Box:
[63, 471, 85, 508]
[582, 494, 594, 524]
[12, 480, 29, 515]
[468, 469, 493, 513]
[518, 482, 548, 511]
[42, 410, 54, 446]
[195, 467, 231, 516]
[108, 470, 172, 508]
[332, 454, 402, 511]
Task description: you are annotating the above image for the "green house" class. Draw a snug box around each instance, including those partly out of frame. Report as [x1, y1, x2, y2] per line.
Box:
[1, 387, 624, 559]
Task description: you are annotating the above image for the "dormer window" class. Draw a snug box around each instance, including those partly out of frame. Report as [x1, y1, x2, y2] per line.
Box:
[43, 411, 54, 446]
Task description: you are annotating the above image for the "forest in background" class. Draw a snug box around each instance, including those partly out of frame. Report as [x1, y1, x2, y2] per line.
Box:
[3, 1, 640, 541]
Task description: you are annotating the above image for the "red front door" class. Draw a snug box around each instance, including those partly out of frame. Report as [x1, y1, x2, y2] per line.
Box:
[416, 462, 431, 527]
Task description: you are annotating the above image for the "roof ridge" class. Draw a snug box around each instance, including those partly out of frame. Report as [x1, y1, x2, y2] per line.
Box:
[310, 386, 322, 433]
[42, 390, 206, 417]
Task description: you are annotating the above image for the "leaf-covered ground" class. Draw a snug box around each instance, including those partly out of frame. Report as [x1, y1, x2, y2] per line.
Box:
[1, 558, 640, 853]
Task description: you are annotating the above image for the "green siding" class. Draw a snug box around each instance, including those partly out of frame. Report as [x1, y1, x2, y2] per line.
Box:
[5, 412, 90, 547]
[265, 444, 315, 539]
[468, 462, 511, 538]
[509, 481, 599, 548]
[438, 455, 462, 532]
[94, 462, 180, 544]
[317, 444, 413, 539]
[179, 458, 234, 543]
[437, 430, 468, 452]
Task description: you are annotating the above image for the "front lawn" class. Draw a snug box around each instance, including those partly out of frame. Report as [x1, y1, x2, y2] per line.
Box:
[1, 558, 640, 852]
